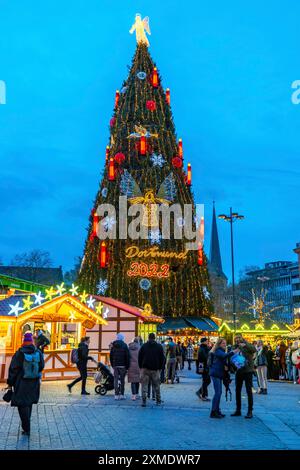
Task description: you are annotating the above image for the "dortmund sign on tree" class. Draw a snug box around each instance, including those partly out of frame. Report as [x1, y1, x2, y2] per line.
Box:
[78, 15, 213, 318]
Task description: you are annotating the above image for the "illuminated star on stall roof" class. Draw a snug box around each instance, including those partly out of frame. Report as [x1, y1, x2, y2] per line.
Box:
[80, 290, 89, 303]
[23, 295, 34, 311]
[103, 307, 109, 319]
[34, 291, 45, 305]
[87, 296, 96, 310]
[69, 284, 79, 296]
[8, 301, 24, 317]
[96, 302, 104, 315]
[68, 311, 77, 321]
[45, 287, 57, 301]
[56, 282, 66, 296]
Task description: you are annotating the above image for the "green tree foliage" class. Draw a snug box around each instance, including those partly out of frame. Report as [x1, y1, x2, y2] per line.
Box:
[78, 44, 213, 318]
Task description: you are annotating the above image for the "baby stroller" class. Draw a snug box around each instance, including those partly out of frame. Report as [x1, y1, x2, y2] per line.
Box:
[94, 362, 114, 395]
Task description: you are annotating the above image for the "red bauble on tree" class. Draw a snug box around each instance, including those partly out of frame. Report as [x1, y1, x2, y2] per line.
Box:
[172, 156, 183, 168]
[146, 100, 156, 111]
[114, 152, 126, 165]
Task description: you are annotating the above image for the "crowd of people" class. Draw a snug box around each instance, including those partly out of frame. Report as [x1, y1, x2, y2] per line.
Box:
[3, 329, 300, 435]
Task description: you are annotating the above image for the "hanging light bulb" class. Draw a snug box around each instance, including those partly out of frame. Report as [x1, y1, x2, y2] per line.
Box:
[140, 135, 146, 155]
[105, 146, 110, 162]
[187, 163, 192, 185]
[90, 211, 100, 241]
[115, 90, 120, 108]
[151, 67, 159, 87]
[108, 157, 115, 181]
[166, 88, 170, 105]
[178, 138, 183, 158]
[198, 243, 204, 266]
[99, 241, 108, 268]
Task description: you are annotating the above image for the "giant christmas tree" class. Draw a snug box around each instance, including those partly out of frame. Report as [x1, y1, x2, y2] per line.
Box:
[78, 15, 213, 318]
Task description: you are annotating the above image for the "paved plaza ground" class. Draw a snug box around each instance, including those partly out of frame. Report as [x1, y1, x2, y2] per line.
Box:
[0, 369, 300, 450]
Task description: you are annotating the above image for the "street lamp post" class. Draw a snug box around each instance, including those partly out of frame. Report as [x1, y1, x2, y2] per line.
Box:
[219, 208, 244, 335]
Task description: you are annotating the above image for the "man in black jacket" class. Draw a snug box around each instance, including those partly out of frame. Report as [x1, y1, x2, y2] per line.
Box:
[67, 337, 96, 395]
[138, 333, 165, 407]
[35, 329, 50, 352]
[196, 338, 211, 401]
[110, 333, 130, 400]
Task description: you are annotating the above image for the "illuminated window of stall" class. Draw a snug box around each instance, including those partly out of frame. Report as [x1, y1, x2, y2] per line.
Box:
[138, 323, 157, 343]
[0, 322, 14, 351]
[57, 322, 82, 350]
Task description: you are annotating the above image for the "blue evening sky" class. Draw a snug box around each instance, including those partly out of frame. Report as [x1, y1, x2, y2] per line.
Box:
[0, 0, 299, 280]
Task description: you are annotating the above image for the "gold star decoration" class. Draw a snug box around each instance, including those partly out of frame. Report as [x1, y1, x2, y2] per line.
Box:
[68, 311, 77, 321]
[56, 282, 66, 296]
[22, 295, 34, 311]
[45, 287, 57, 301]
[80, 290, 89, 303]
[69, 284, 79, 296]
[96, 302, 104, 315]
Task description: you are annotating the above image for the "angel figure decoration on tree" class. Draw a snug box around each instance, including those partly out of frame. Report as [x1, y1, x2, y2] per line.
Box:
[129, 14, 151, 46]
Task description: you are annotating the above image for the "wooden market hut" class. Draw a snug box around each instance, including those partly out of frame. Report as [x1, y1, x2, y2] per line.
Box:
[0, 291, 164, 382]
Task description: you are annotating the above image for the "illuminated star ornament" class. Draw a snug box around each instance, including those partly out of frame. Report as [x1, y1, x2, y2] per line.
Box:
[56, 282, 66, 296]
[102, 307, 109, 319]
[23, 295, 34, 311]
[87, 296, 96, 310]
[69, 284, 79, 296]
[34, 291, 45, 305]
[80, 290, 89, 303]
[96, 302, 104, 315]
[68, 311, 77, 321]
[8, 301, 24, 317]
[45, 287, 57, 301]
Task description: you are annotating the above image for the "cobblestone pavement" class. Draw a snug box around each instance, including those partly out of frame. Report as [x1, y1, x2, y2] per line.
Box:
[0, 369, 300, 450]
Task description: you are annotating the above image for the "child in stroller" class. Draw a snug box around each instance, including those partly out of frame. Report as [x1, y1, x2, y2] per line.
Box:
[94, 362, 115, 395]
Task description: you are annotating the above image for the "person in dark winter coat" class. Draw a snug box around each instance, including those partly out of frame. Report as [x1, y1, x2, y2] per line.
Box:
[7, 332, 44, 435]
[128, 337, 141, 400]
[209, 338, 236, 419]
[196, 338, 211, 401]
[67, 337, 96, 395]
[231, 335, 257, 419]
[34, 329, 50, 352]
[110, 333, 130, 400]
[138, 333, 165, 407]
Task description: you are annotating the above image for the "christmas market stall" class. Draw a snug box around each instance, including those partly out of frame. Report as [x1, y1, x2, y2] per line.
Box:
[157, 316, 220, 346]
[218, 320, 292, 346]
[86, 298, 164, 361]
[0, 290, 108, 382]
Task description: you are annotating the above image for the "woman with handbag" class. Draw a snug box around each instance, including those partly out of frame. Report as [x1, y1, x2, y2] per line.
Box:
[6, 332, 44, 436]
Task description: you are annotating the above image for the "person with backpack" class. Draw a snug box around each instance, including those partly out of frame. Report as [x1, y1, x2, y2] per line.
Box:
[6, 332, 44, 435]
[165, 337, 177, 383]
[208, 338, 236, 418]
[67, 337, 96, 395]
[231, 335, 257, 419]
[110, 333, 130, 400]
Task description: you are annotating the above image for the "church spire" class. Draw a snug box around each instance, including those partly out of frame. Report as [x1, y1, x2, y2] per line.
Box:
[209, 202, 226, 278]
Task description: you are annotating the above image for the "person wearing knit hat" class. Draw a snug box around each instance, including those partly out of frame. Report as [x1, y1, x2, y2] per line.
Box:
[110, 333, 130, 400]
[6, 331, 44, 436]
